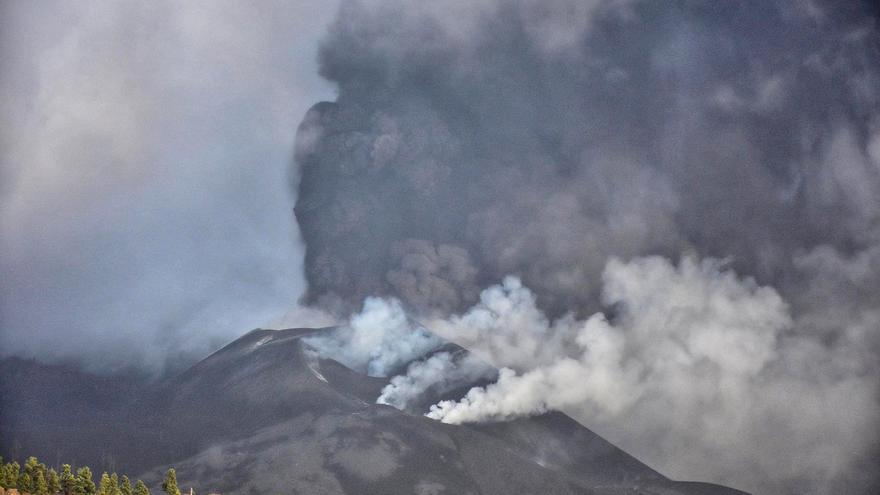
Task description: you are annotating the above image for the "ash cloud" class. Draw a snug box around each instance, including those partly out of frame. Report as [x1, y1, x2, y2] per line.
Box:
[296, 0, 880, 319]
[0, 0, 338, 373]
[293, 1, 880, 494]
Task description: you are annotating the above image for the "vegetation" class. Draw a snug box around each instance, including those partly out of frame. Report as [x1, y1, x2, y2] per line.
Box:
[0, 456, 172, 495]
[60, 465, 75, 495]
[75, 467, 95, 495]
[47, 470, 60, 494]
[160, 469, 179, 495]
[119, 476, 132, 495]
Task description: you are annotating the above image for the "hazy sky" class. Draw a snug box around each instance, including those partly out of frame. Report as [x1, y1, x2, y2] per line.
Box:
[0, 0, 338, 372]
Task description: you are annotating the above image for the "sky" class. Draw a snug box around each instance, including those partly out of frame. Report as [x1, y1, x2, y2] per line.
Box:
[0, 0, 338, 373]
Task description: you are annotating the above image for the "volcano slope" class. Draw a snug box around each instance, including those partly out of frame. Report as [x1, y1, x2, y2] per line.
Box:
[1, 327, 747, 495]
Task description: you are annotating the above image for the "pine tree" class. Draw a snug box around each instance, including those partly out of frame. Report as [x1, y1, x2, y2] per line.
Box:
[48, 468, 61, 494]
[160, 469, 180, 495]
[119, 476, 133, 495]
[39, 463, 49, 491]
[34, 469, 49, 495]
[7, 462, 20, 489]
[60, 465, 75, 495]
[98, 472, 112, 495]
[75, 467, 96, 495]
[0, 460, 7, 489]
[18, 472, 31, 493]
[133, 480, 149, 495]
[25, 456, 40, 492]
[109, 473, 120, 495]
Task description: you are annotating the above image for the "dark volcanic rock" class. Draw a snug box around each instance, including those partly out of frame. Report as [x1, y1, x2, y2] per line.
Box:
[0, 328, 748, 494]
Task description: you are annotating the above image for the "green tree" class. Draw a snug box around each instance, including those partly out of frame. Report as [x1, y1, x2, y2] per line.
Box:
[98, 472, 112, 495]
[34, 469, 49, 495]
[7, 462, 21, 489]
[60, 464, 75, 495]
[119, 476, 133, 495]
[38, 463, 49, 490]
[24, 456, 40, 491]
[75, 467, 96, 495]
[48, 468, 61, 494]
[109, 473, 120, 495]
[160, 469, 180, 495]
[18, 472, 32, 493]
[0, 459, 7, 489]
[133, 480, 149, 495]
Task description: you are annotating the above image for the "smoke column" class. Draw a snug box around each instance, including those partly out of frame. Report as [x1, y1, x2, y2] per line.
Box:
[293, 1, 880, 494]
[425, 257, 877, 495]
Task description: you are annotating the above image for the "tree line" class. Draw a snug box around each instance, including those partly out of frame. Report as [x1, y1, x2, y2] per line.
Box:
[0, 456, 189, 495]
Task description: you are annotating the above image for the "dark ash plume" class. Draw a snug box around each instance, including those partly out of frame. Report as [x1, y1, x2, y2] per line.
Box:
[295, 0, 880, 317]
[293, 1, 880, 494]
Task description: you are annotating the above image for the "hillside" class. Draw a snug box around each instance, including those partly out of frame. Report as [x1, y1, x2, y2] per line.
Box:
[1, 328, 748, 494]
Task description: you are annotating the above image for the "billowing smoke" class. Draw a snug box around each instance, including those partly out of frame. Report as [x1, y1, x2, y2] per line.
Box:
[304, 297, 442, 376]
[292, 1, 880, 494]
[296, 0, 880, 319]
[377, 350, 494, 410]
[424, 257, 878, 494]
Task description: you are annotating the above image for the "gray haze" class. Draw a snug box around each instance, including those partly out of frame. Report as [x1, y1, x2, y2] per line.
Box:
[293, 1, 880, 494]
[0, 0, 337, 373]
[2, 1, 878, 494]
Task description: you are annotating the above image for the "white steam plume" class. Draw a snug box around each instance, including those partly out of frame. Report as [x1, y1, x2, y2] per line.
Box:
[425, 256, 878, 494]
[377, 351, 494, 410]
[303, 297, 442, 377]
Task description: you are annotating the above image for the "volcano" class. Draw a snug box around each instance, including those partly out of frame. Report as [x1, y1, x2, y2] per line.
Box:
[1, 327, 747, 494]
